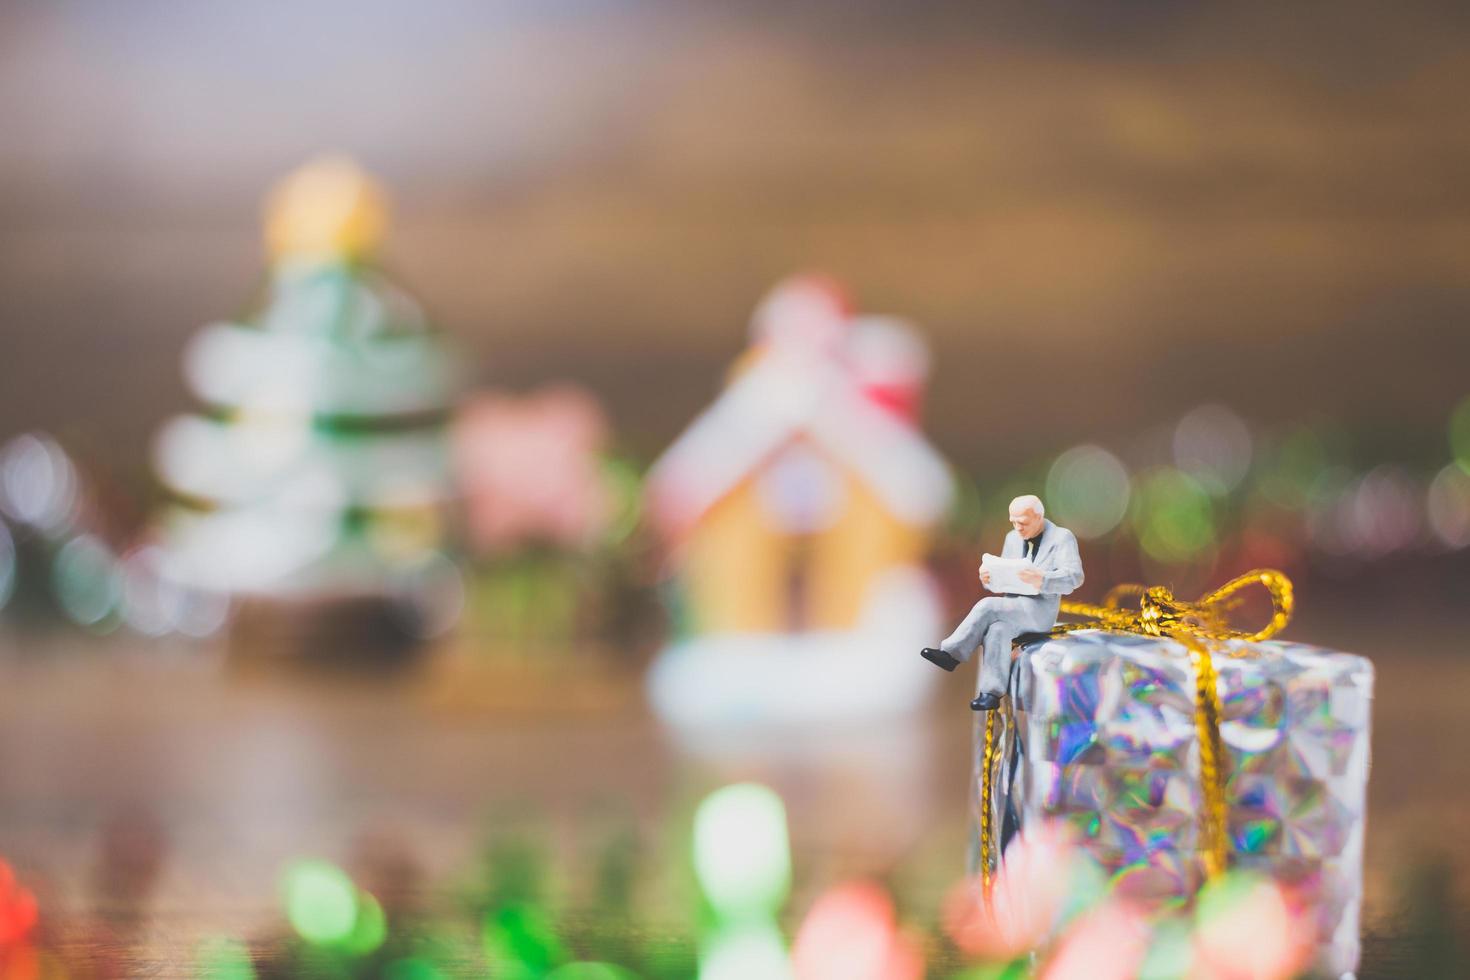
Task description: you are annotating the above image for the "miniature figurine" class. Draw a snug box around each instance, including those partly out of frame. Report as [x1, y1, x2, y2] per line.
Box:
[920, 495, 1083, 710]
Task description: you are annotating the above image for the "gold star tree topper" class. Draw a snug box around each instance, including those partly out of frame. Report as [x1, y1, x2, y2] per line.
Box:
[263, 155, 389, 265]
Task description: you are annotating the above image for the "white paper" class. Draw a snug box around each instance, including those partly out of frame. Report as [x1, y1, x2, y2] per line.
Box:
[981, 554, 1040, 595]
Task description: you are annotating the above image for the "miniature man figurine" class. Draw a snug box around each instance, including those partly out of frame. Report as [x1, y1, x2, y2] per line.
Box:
[920, 495, 1083, 710]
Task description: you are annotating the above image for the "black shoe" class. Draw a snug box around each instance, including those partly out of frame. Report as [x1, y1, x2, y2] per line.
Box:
[920, 647, 960, 672]
[970, 692, 1003, 711]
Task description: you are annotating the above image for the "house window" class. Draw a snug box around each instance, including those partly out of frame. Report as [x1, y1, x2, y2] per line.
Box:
[756, 444, 846, 535]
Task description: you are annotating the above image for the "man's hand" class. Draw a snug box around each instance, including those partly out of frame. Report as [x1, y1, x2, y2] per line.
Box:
[1018, 567, 1044, 589]
[978, 567, 992, 589]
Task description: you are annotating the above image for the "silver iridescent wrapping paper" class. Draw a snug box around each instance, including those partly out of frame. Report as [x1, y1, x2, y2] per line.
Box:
[971, 629, 1373, 976]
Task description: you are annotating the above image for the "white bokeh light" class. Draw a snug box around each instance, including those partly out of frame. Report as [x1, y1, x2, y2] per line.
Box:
[0, 433, 79, 532]
[1045, 444, 1131, 539]
[1427, 464, 1470, 549]
[1345, 466, 1422, 556]
[1172, 404, 1253, 494]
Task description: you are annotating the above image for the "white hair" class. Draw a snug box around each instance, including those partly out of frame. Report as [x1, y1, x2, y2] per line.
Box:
[1009, 494, 1044, 517]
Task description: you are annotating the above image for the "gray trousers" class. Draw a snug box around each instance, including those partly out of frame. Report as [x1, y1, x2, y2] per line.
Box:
[940, 595, 1057, 697]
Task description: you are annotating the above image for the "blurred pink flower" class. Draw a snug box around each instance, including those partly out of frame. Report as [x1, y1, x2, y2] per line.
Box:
[1190, 874, 1311, 980]
[452, 385, 615, 554]
[792, 881, 922, 980]
[943, 823, 1084, 960]
[1041, 900, 1151, 980]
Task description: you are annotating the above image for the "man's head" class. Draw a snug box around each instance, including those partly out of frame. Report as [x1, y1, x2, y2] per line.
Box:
[1008, 495, 1045, 539]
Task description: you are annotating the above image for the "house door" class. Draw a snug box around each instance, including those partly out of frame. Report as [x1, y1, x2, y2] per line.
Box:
[784, 534, 816, 632]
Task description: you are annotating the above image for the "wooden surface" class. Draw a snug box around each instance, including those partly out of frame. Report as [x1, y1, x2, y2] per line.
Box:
[0, 599, 1467, 976]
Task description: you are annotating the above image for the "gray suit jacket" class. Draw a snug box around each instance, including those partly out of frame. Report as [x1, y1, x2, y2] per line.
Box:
[1001, 519, 1085, 623]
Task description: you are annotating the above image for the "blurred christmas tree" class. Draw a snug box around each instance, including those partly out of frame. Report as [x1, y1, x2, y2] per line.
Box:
[146, 156, 462, 652]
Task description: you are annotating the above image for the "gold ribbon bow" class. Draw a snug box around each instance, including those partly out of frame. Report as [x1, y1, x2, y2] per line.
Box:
[978, 569, 1294, 887]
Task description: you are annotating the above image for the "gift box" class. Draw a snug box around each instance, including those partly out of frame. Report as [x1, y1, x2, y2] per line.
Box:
[972, 626, 1373, 976]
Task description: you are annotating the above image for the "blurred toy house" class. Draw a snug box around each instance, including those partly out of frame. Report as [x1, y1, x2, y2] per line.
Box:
[645, 277, 954, 728]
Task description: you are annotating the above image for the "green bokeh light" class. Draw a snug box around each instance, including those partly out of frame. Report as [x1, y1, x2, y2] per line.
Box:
[601, 457, 645, 547]
[196, 936, 256, 980]
[483, 902, 567, 978]
[692, 783, 791, 922]
[342, 890, 387, 956]
[944, 474, 985, 536]
[384, 957, 447, 980]
[1055, 853, 1108, 929]
[1045, 445, 1130, 539]
[1451, 396, 1470, 474]
[282, 860, 359, 946]
[1258, 425, 1330, 508]
[1131, 468, 1215, 562]
[1194, 869, 1269, 927]
[546, 963, 640, 980]
[52, 533, 122, 627]
[1137, 918, 1194, 980]
[0, 522, 15, 611]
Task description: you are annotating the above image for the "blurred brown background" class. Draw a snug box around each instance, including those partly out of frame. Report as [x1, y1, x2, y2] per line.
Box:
[3, 1, 1468, 474]
[2, 3, 1469, 976]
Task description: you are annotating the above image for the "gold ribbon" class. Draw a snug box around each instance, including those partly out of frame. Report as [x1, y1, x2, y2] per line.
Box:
[979, 709, 998, 889]
[979, 569, 1294, 885]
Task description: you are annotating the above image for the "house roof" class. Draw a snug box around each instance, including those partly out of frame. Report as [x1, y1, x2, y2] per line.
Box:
[646, 338, 955, 537]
